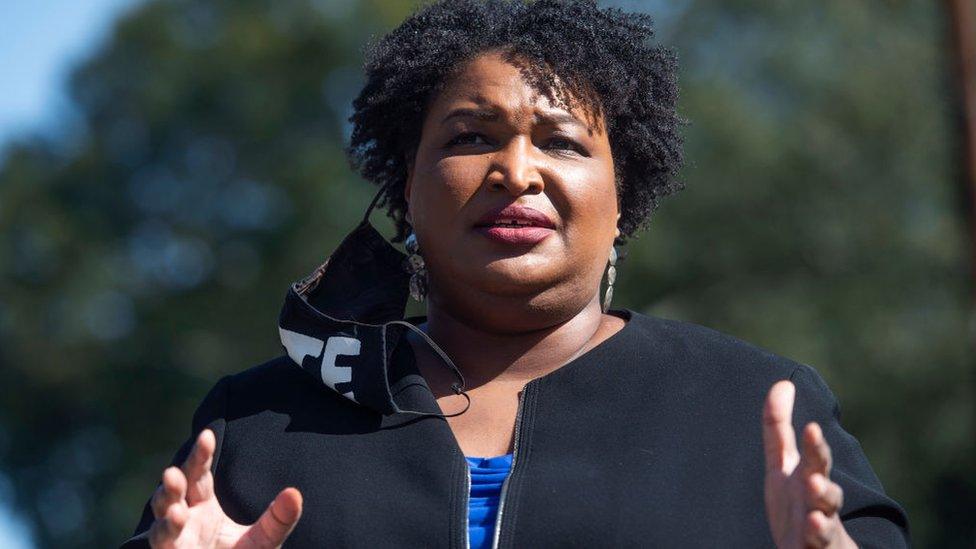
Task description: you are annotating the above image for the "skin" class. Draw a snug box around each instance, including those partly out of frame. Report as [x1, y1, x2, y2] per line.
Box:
[146, 429, 302, 548]
[402, 50, 625, 459]
[147, 51, 857, 548]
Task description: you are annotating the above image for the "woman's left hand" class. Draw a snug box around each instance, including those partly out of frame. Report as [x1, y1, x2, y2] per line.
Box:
[762, 381, 858, 549]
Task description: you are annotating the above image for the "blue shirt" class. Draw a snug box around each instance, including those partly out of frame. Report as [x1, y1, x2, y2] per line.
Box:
[465, 454, 514, 549]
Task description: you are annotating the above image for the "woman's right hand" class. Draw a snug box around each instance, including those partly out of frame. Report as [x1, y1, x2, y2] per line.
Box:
[148, 429, 303, 548]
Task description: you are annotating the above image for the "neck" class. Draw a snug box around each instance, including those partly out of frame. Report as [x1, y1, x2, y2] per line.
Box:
[417, 294, 613, 389]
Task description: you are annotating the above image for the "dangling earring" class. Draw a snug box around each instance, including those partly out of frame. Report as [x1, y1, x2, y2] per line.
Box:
[602, 245, 617, 313]
[404, 232, 428, 302]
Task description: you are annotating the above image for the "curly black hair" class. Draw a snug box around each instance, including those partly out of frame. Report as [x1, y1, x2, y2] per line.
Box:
[346, 0, 684, 243]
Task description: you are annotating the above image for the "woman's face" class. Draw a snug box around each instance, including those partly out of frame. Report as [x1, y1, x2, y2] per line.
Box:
[405, 51, 618, 326]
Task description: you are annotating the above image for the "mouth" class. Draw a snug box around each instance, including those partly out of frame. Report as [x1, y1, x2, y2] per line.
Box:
[473, 205, 556, 245]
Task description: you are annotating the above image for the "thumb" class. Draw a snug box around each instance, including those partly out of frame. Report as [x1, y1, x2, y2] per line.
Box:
[244, 487, 303, 548]
[762, 380, 799, 475]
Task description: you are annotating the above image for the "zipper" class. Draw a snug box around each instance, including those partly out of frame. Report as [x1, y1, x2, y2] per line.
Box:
[490, 382, 533, 549]
[462, 462, 471, 549]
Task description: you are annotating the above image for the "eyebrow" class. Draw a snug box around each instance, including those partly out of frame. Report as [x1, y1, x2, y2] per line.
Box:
[440, 107, 586, 129]
[440, 108, 498, 126]
[535, 111, 586, 129]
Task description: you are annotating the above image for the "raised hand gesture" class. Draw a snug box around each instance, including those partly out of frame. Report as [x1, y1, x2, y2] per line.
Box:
[763, 381, 857, 549]
[148, 429, 303, 548]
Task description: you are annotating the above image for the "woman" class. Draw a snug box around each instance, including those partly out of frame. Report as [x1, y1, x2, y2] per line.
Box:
[123, 0, 908, 547]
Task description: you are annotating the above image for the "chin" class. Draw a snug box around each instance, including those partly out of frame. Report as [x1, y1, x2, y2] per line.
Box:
[436, 274, 596, 334]
[429, 258, 599, 329]
[476, 258, 559, 292]
[431, 243, 585, 298]
[464, 273, 548, 298]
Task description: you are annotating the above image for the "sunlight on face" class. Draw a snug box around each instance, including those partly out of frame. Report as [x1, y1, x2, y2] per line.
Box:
[405, 51, 619, 314]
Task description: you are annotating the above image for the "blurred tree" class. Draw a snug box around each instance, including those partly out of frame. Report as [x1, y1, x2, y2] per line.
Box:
[0, 0, 970, 547]
[0, 1, 416, 546]
[621, 1, 974, 545]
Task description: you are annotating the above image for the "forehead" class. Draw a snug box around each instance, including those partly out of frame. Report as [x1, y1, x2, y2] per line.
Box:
[429, 51, 604, 133]
[439, 52, 538, 105]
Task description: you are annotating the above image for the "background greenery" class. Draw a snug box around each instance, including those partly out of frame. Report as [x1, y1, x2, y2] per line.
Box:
[0, 0, 972, 546]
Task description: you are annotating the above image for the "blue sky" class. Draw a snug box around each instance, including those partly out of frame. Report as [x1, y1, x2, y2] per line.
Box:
[1, 1, 146, 544]
[0, 0, 144, 148]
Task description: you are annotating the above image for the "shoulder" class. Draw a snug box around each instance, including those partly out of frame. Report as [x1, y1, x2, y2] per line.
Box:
[203, 355, 356, 420]
[615, 310, 840, 405]
[620, 310, 844, 416]
[623, 309, 803, 378]
[223, 354, 305, 391]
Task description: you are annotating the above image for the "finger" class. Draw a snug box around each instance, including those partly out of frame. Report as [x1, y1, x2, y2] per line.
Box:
[762, 380, 799, 474]
[800, 422, 832, 476]
[151, 467, 187, 519]
[245, 487, 304, 547]
[805, 473, 844, 515]
[150, 486, 167, 520]
[148, 500, 188, 547]
[181, 429, 216, 504]
[804, 509, 838, 548]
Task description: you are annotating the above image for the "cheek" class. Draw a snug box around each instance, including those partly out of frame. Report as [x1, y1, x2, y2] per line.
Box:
[550, 162, 618, 236]
[411, 155, 486, 224]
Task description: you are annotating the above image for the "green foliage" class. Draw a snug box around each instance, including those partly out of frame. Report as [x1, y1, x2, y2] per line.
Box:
[624, 1, 974, 545]
[0, 0, 971, 546]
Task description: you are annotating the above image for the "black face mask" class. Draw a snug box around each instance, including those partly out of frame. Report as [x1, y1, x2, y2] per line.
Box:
[276, 188, 468, 417]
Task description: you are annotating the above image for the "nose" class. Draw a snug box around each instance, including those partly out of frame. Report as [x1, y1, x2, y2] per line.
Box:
[485, 136, 544, 196]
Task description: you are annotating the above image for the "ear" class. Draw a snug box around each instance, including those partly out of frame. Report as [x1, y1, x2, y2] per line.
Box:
[614, 212, 621, 239]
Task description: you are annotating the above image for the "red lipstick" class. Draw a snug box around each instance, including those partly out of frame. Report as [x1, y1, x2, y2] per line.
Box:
[473, 205, 556, 246]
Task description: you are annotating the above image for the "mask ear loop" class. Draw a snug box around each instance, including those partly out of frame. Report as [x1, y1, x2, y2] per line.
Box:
[364, 184, 471, 418]
[362, 181, 391, 224]
[386, 320, 471, 418]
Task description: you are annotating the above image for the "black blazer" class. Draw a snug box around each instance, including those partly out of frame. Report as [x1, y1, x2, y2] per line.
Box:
[122, 311, 909, 547]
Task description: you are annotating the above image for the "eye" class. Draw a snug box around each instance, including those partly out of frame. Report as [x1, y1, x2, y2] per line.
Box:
[446, 132, 489, 147]
[546, 136, 588, 156]
[548, 138, 576, 150]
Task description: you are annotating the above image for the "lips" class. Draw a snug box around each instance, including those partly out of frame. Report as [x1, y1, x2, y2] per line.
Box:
[473, 205, 556, 245]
